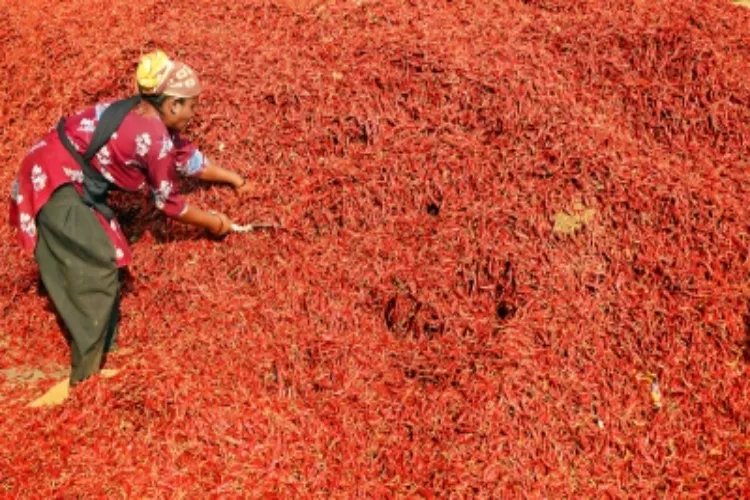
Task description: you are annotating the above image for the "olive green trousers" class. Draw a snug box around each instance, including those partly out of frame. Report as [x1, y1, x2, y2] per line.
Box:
[34, 185, 121, 384]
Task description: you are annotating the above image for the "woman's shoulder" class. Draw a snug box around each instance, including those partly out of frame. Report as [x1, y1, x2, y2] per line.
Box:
[123, 107, 167, 133]
[68, 99, 165, 136]
[116, 108, 171, 153]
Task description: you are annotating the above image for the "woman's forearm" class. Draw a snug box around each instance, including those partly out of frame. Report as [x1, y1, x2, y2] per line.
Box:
[177, 205, 223, 233]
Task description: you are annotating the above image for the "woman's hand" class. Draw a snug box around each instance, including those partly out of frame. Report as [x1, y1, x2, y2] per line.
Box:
[234, 177, 254, 195]
[209, 211, 233, 236]
[177, 205, 233, 237]
[193, 159, 255, 196]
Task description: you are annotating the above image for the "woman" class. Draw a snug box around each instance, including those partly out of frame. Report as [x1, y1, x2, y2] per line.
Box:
[8, 50, 250, 384]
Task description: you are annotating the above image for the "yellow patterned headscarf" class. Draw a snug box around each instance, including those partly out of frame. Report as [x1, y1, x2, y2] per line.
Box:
[136, 50, 202, 98]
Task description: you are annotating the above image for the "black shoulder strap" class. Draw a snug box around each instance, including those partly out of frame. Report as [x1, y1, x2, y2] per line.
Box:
[56, 96, 142, 221]
[84, 96, 142, 161]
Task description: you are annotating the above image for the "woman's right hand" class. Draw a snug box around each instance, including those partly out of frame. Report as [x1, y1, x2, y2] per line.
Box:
[176, 205, 234, 237]
[210, 211, 233, 236]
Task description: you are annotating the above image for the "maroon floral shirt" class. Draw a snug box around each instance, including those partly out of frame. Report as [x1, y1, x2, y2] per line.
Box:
[8, 101, 208, 267]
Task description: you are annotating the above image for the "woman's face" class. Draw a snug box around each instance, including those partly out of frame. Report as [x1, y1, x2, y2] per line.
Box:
[162, 96, 198, 132]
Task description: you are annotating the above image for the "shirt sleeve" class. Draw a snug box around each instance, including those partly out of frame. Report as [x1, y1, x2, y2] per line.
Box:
[172, 133, 208, 178]
[144, 132, 188, 218]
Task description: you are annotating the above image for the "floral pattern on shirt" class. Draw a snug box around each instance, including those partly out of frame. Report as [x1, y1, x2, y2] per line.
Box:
[31, 165, 47, 191]
[78, 118, 96, 133]
[63, 167, 84, 183]
[96, 145, 112, 166]
[135, 133, 152, 157]
[152, 180, 173, 210]
[158, 135, 174, 160]
[20, 212, 36, 237]
[100, 165, 116, 183]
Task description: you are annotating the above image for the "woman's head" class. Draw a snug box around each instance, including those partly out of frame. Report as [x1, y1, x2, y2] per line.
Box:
[136, 50, 202, 132]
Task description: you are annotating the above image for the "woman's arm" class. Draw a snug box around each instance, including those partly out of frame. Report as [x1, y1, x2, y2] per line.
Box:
[197, 161, 245, 189]
[144, 135, 234, 236]
[177, 205, 232, 235]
